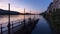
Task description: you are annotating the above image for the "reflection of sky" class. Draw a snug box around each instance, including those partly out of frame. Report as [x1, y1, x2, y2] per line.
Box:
[0, 0, 52, 13]
[32, 15, 52, 34]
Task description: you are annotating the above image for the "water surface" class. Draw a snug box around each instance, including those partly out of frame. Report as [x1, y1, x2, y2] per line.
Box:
[31, 16, 52, 34]
[0, 15, 52, 34]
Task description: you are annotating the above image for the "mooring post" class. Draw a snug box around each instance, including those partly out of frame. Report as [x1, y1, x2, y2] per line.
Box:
[1, 24, 2, 34]
[30, 10, 31, 23]
[7, 3, 10, 34]
[12, 21, 13, 34]
[24, 8, 25, 26]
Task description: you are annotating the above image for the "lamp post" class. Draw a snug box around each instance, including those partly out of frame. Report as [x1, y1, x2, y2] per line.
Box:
[30, 10, 31, 23]
[7, 3, 10, 34]
[30, 10, 31, 18]
[24, 8, 25, 26]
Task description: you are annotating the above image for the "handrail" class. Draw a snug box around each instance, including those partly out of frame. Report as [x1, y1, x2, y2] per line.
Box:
[1, 24, 2, 34]
[0, 19, 23, 34]
[0, 18, 35, 34]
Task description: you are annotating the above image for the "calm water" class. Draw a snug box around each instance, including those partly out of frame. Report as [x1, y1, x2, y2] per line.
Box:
[0, 15, 52, 34]
[31, 15, 52, 34]
[0, 15, 37, 24]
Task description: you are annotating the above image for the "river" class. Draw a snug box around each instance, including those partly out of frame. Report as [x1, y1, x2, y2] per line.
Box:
[0, 15, 52, 34]
[0, 15, 36, 24]
[31, 15, 52, 34]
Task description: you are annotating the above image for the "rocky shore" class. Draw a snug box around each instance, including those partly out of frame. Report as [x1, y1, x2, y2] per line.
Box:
[41, 9, 60, 34]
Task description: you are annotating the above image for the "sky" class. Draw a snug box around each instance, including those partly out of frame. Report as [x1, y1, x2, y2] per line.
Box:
[0, 0, 53, 13]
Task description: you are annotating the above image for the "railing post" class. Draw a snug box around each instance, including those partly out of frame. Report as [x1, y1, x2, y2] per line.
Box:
[1, 24, 2, 34]
[19, 20, 21, 25]
[12, 21, 13, 34]
[18, 20, 21, 29]
[8, 3, 10, 34]
[24, 8, 25, 26]
[30, 10, 31, 23]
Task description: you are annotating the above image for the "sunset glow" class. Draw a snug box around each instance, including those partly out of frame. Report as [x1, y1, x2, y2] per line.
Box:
[0, 0, 52, 13]
[0, 2, 25, 13]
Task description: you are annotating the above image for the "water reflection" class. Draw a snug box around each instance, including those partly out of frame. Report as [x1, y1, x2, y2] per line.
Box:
[0, 15, 52, 34]
[31, 16, 52, 34]
[0, 15, 38, 24]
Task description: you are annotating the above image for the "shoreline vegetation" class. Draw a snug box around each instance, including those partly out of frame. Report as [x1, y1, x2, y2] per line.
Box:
[40, 9, 60, 34]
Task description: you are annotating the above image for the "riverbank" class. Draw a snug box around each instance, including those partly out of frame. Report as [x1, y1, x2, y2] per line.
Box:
[42, 14, 55, 34]
[41, 11, 60, 34]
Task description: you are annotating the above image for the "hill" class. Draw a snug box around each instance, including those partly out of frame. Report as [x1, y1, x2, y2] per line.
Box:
[0, 9, 21, 15]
